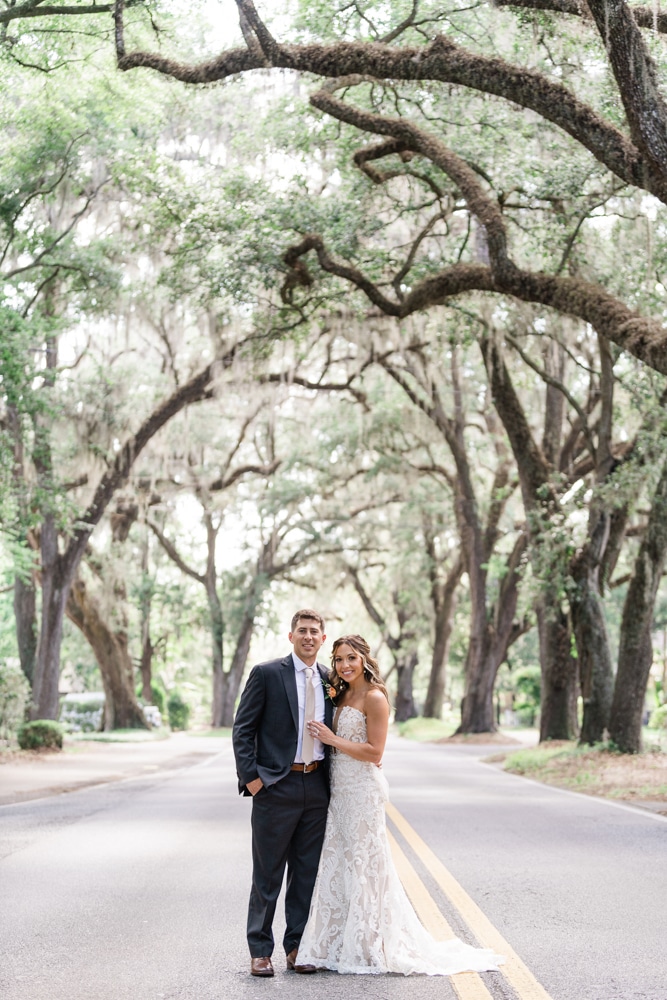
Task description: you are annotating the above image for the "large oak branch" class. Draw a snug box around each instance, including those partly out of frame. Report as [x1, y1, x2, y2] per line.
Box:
[282, 234, 667, 372]
[312, 80, 512, 273]
[64, 347, 236, 572]
[495, 0, 667, 35]
[110, 0, 663, 200]
[587, 0, 667, 173]
[0, 0, 143, 24]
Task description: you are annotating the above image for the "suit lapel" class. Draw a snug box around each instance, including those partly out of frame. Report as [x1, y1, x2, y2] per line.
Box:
[281, 655, 299, 733]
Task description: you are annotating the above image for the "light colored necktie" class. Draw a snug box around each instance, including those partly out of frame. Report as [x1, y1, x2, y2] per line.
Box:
[302, 666, 315, 764]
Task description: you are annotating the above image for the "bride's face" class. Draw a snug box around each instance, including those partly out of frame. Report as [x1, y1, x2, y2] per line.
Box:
[333, 644, 364, 685]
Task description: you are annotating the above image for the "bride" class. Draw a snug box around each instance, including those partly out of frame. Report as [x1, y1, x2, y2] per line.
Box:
[296, 634, 504, 976]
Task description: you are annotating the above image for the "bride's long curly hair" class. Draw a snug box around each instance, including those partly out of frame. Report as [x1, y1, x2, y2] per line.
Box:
[328, 634, 389, 702]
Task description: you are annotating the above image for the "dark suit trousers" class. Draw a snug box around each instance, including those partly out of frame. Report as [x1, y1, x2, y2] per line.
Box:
[248, 767, 328, 957]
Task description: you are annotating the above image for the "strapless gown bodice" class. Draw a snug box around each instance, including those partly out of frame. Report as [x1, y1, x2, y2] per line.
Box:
[329, 705, 389, 803]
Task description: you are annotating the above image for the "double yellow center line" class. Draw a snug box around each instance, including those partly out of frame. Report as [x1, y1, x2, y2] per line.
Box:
[386, 801, 553, 1000]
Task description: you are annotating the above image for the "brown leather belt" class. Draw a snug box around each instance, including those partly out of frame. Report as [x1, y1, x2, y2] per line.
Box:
[290, 761, 322, 773]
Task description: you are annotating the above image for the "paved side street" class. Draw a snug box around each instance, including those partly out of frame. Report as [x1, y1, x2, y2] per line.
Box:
[0, 733, 227, 806]
[2, 733, 667, 1000]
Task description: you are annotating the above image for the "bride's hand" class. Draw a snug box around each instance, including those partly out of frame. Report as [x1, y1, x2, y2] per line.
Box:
[308, 720, 335, 745]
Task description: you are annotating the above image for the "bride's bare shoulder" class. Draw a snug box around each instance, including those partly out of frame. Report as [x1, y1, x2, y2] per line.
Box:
[364, 687, 389, 715]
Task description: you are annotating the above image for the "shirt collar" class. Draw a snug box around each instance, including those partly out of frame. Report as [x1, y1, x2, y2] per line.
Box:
[292, 652, 318, 673]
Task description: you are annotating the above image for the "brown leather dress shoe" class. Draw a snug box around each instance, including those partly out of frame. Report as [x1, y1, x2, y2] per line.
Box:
[286, 948, 317, 974]
[251, 956, 274, 977]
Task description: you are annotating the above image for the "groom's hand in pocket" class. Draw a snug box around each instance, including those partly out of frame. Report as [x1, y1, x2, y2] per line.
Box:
[247, 778, 264, 796]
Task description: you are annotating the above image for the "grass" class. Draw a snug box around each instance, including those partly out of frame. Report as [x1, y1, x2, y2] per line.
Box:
[3, 725, 233, 753]
[606, 783, 667, 799]
[71, 725, 233, 742]
[502, 742, 576, 774]
[395, 716, 536, 745]
[394, 717, 457, 742]
[69, 726, 171, 743]
[642, 727, 667, 751]
[186, 727, 232, 738]
[499, 740, 667, 803]
[1, 724, 231, 761]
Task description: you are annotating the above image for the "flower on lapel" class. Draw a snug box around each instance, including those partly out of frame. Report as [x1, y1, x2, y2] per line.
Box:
[321, 675, 336, 702]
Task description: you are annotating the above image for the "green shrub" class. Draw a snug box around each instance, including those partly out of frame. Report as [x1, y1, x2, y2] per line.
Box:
[515, 703, 536, 727]
[0, 658, 30, 738]
[509, 665, 541, 727]
[167, 690, 190, 731]
[648, 704, 667, 730]
[17, 719, 64, 751]
[511, 665, 542, 705]
[136, 680, 166, 714]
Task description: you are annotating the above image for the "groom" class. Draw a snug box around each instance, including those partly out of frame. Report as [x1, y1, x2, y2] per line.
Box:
[232, 608, 333, 978]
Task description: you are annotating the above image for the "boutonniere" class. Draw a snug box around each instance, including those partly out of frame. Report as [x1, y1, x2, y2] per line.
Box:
[320, 675, 336, 702]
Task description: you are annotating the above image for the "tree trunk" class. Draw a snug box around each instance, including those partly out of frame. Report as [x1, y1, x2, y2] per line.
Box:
[28, 327, 64, 720]
[609, 460, 667, 753]
[139, 528, 154, 702]
[571, 502, 615, 745]
[382, 347, 523, 734]
[31, 515, 70, 720]
[572, 338, 616, 744]
[394, 651, 418, 722]
[220, 610, 257, 727]
[456, 550, 528, 733]
[480, 332, 579, 742]
[571, 576, 614, 744]
[66, 576, 148, 731]
[541, 340, 565, 467]
[458, 625, 498, 732]
[456, 531, 527, 734]
[139, 627, 154, 704]
[7, 401, 38, 688]
[423, 583, 459, 718]
[423, 552, 463, 719]
[207, 582, 225, 728]
[220, 542, 283, 726]
[32, 587, 68, 720]
[14, 573, 38, 686]
[537, 604, 579, 741]
[454, 494, 499, 734]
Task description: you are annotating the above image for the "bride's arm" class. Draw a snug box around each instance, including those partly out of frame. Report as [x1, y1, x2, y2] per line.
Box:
[308, 689, 389, 764]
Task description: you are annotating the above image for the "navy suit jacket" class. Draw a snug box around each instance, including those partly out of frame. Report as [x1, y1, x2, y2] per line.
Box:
[232, 653, 333, 795]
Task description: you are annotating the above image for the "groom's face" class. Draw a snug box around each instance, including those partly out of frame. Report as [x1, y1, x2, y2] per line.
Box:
[289, 617, 326, 666]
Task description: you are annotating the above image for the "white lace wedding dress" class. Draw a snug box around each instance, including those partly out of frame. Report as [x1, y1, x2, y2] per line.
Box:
[297, 706, 504, 975]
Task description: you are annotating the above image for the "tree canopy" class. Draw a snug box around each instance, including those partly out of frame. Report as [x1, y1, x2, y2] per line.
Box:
[2, 0, 667, 754]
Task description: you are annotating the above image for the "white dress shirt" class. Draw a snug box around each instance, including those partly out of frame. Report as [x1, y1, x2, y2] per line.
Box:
[292, 652, 325, 762]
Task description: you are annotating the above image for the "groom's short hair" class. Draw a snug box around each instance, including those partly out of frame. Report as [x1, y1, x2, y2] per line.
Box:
[291, 609, 325, 632]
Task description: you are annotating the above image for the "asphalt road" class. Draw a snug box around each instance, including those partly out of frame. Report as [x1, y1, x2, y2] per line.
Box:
[1, 735, 665, 1000]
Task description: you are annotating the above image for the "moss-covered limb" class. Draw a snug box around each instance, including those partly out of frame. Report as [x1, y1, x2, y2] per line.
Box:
[586, 0, 667, 174]
[310, 81, 513, 275]
[282, 231, 667, 375]
[30, 346, 238, 721]
[0, 1, 143, 25]
[495, 0, 667, 35]
[110, 0, 663, 201]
